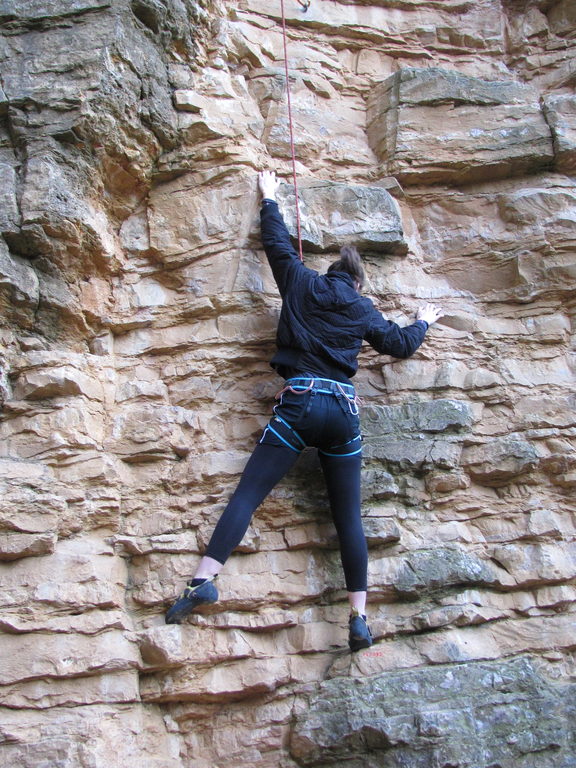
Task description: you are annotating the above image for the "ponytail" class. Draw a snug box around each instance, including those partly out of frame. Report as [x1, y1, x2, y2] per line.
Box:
[327, 245, 365, 290]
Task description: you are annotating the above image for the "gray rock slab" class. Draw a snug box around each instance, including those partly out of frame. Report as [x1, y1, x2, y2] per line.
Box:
[463, 437, 539, 486]
[0, 531, 57, 561]
[361, 400, 472, 469]
[0, 156, 21, 236]
[362, 399, 474, 437]
[0, 238, 39, 307]
[361, 468, 399, 500]
[543, 93, 576, 174]
[278, 180, 406, 254]
[290, 656, 575, 767]
[0, 1, 111, 22]
[394, 546, 502, 599]
[367, 67, 554, 185]
[362, 436, 463, 470]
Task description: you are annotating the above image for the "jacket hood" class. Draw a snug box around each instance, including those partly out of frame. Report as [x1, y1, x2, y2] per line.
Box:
[312, 271, 358, 309]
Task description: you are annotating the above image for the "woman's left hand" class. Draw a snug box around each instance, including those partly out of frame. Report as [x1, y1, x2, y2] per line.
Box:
[416, 303, 444, 325]
[258, 170, 281, 201]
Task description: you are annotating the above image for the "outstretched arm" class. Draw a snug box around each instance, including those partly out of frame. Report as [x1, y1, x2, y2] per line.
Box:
[258, 171, 305, 295]
[365, 302, 443, 358]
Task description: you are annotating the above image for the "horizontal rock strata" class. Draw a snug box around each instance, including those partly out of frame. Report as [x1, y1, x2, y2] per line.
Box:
[0, 0, 575, 767]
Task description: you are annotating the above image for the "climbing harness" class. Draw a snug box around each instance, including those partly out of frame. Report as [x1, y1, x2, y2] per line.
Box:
[279, 0, 309, 261]
[264, 410, 307, 454]
[275, 377, 364, 416]
[260, 376, 363, 455]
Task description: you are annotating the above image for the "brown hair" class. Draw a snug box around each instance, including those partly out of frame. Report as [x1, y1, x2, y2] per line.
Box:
[327, 245, 365, 290]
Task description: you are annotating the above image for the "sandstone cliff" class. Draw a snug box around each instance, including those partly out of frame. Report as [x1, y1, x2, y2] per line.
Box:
[0, 1, 575, 766]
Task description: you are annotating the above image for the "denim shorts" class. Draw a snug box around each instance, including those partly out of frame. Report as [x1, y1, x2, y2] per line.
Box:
[259, 378, 362, 457]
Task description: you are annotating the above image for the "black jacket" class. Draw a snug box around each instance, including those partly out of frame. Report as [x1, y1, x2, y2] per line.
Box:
[260, 199, 427, 383]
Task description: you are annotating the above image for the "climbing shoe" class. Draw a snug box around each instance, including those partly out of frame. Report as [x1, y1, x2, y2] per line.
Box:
[165, 577, 218, 624]
[348, 610, 373, 652]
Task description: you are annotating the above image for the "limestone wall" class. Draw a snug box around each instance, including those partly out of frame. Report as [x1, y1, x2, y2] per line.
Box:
[0, 1, 575, 766]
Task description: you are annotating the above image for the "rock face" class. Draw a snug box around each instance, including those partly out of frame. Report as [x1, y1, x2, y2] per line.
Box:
[291, 657, 576, 767]
[0, 1, 575, 767]
[367, 68, 555, 184]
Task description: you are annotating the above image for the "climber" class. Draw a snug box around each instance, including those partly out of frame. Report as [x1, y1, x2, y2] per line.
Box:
[165, 170, 443, 652]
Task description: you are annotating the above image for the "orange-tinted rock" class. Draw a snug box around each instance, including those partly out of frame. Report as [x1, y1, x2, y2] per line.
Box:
[0, 1, 575, 767]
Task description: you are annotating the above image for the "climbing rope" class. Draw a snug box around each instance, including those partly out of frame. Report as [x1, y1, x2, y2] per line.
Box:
[279, 0, 307, 261]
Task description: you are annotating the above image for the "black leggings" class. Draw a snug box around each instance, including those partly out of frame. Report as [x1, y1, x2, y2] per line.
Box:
[205, 442, 368, 592]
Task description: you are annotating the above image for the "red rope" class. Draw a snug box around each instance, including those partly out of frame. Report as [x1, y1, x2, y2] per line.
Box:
[280, 0, 304, 261]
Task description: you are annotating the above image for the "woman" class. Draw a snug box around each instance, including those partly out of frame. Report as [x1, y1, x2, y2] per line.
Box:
[166, 170, 443, 651]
